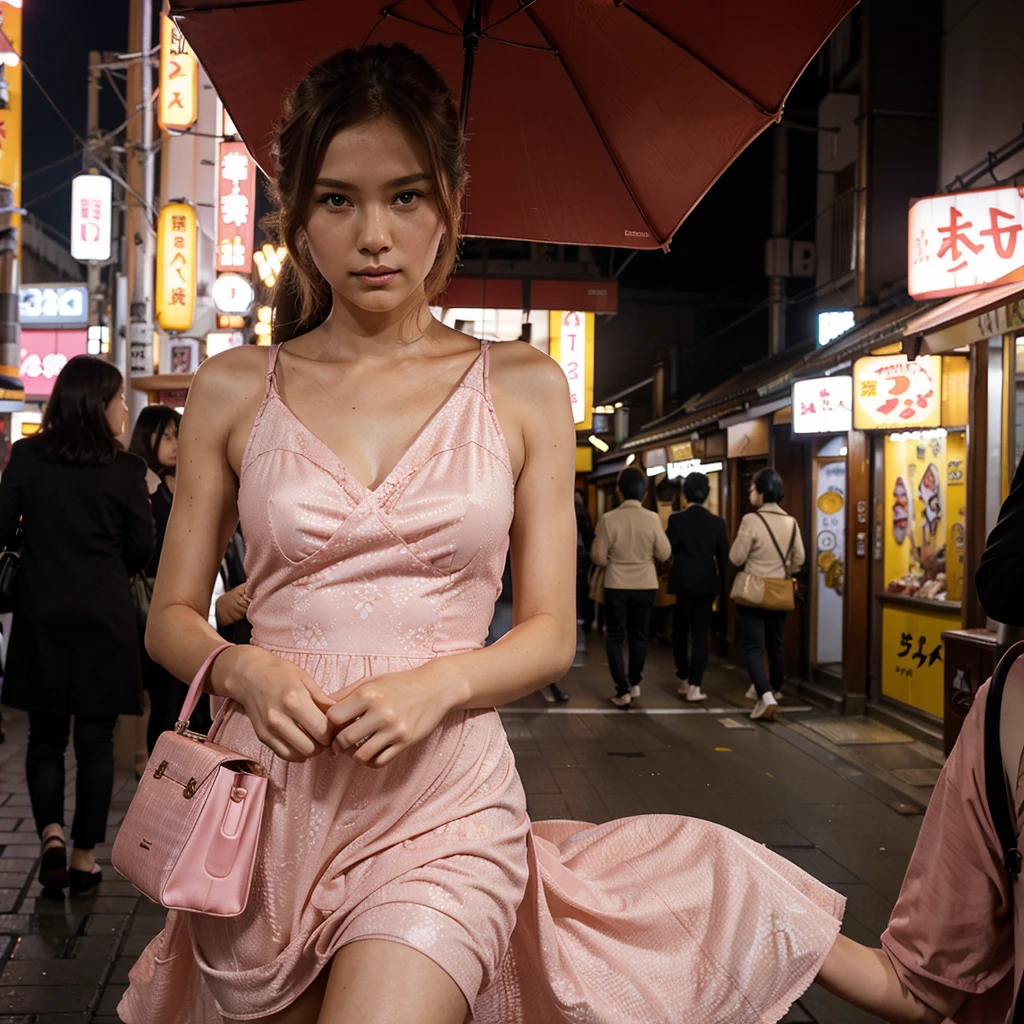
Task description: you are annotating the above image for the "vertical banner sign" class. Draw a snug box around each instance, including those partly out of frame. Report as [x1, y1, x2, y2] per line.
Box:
[0, 3, 22, 205]
[158, 13, 198, 133]
[215, 142, 256, 272]
[155, 203, 197, 334]
[549, 310, 594, 431]
[70, 174, 112, 262]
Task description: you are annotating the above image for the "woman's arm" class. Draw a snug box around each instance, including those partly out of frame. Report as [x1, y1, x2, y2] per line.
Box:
[729, 515, 753, 567]
[328, 344, 579, 765]
[790, 518, 806, 573]
[0, 440, 23, 549]
[146, 347, 335, 762]
[121, 456, 156, 576]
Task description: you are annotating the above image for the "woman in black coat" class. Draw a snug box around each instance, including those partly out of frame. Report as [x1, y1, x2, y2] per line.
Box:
[0, 356, 154, 893]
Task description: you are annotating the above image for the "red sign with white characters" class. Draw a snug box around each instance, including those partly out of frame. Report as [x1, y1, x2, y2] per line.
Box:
[20, 330, 89, 399]
[908, 185, 1024, 299]
[216, 142, 257, 273]
[852, 355, 943, 430]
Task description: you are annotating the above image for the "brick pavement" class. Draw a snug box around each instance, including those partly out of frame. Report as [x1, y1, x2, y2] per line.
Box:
[0, 642, 942, 1023]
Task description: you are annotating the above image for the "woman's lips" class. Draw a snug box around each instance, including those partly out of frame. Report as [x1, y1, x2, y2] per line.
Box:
[352, 270, 399, 286]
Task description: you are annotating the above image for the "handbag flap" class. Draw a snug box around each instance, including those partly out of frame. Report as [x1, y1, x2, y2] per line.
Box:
[112, 730, 265, 901]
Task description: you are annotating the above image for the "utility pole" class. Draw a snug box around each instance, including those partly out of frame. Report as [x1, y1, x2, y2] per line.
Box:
[125, 0, 155, 392]
[767, 123, 789, 357]
[84, 51, 103, 329]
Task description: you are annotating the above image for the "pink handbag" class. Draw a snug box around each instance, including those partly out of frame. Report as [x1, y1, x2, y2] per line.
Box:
[112, 643, 268, 916]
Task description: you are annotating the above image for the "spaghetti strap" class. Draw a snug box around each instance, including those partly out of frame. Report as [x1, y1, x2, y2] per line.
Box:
[480, 340, 492, 381]
[265, 342, 282, 381]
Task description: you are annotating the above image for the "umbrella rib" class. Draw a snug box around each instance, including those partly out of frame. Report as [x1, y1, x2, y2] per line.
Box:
[384, 11, 461, 36]
[423, 0, 461, 30]
[617, 1, 776, 117]
[485, 0, 536, 32]
[526, 9, 663, 246]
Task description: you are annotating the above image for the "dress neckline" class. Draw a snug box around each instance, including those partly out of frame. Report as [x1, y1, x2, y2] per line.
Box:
[268, 342, 487, 498]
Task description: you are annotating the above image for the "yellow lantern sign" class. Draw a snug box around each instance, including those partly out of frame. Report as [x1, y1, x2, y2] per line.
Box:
[549, 310, 595, 431]
[158, 14, 198, 133]
[156, 202, 197, 333]
[0, 3, 22, 205]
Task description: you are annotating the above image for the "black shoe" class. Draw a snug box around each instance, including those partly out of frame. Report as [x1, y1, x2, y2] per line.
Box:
[548, 684, 570, 703]
[69, 866, 102, 895]
[38, 837, 68, 890]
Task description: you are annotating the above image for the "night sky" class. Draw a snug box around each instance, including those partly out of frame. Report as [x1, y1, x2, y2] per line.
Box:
[23, 0, 823, 370]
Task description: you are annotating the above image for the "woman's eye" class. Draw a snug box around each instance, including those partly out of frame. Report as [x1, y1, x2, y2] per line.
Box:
[393, 191, 422, 207]
[319, 193, 348, 209]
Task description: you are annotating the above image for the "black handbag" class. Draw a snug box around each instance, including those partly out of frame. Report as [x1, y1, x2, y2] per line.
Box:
[0, 527, 22, 614]
[983, 639, 1024, 1023]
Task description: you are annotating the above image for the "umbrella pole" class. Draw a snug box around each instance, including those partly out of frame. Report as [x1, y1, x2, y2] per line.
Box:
[459, 0, 482, 132]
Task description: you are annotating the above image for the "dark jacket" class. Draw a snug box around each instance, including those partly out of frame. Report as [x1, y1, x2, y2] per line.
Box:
[0, 437, 155, 715]
[146, 479, 173, 578]
[665, 504, 729, 597]
[977, 454, 1024, 625]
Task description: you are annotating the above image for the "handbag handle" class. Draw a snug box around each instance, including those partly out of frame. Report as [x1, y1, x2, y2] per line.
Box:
[176, 642, 235, 733]
[754, 511, 796, 579]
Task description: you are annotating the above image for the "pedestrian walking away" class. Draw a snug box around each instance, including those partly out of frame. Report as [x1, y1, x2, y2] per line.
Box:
[666, 471, 729, 703]
[0, 357, 154, 895]
[118, 42, 952, 1024]
[589, 466, 671, 708]
[729, 468, 805, 722]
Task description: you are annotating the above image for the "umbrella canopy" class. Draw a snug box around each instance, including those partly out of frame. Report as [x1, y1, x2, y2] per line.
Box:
[171, 0, 856, 250]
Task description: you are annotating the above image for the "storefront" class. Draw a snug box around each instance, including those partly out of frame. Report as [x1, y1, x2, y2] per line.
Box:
[849, 352, 970, 723]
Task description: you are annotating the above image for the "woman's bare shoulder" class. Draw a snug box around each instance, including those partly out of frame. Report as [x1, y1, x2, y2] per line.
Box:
[487, 341, 570, 411]
[185, 345, 270, 422]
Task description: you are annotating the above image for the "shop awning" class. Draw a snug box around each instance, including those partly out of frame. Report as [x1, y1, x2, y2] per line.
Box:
[903, 281, 1024, 354]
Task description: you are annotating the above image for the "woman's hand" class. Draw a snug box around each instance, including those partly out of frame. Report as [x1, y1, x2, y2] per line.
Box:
[215, 583, 249, 627]
[220, 646, 336, 763]
[326, 665, 463, 768]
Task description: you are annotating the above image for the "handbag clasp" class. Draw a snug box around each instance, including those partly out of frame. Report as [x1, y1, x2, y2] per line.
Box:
[182, 777, 198, 799]
[152, 760, 168, 779]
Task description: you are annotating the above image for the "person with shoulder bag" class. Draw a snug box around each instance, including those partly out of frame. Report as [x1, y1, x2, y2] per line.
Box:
[728, 468, 805, 722]
[0, 357, 154, 893]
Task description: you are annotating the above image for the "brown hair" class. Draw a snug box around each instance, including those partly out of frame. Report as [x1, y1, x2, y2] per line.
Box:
[269, 43, 466, 342]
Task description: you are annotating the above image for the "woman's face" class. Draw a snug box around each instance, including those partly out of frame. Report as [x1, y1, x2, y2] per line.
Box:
[303, 117, 446, 317]
[748, 483, 764, 508]
[105, 386, 129, 440]
[153, 421, 178, 471]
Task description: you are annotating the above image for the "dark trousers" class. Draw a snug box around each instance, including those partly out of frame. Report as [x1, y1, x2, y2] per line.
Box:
[26, 712, 118, 849]
[604, 588, 656, 696]
[736, 605, 788, 696]
[672, 595, 715, 688]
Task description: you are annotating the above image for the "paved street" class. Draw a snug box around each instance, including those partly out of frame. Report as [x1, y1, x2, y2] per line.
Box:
[0, 639, 946, 1023]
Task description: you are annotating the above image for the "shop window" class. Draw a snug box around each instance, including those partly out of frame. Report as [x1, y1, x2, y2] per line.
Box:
[883, 429, 966, 603]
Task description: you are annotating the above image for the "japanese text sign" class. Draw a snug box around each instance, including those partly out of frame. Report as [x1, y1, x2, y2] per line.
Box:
[216, 141, 256, 273]
[852, 355, 943, 431]
[791, 376, 852, 434]
[908, 185, 1024, 299]
[158, 13, 198, 133]
[70, 174, 112, 262]
[155, 202, 197, 333]
[20, 330, 89, 399]
[880, 603, 959, 717]
[549, 311, 594, 431]
[0, 4, 21, 203]
[19, 285, 89, 328]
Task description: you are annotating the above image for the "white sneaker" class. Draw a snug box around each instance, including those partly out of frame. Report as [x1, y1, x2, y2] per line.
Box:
[686, 685, 707, 702]
[746, 684, 782, 701]
[610, 693, 632, 709]
[630, 685, 641, 698]
[750, 693, 779, 721]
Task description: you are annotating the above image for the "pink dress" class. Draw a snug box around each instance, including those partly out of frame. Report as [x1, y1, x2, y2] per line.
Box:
[120, 343, 844, 1023]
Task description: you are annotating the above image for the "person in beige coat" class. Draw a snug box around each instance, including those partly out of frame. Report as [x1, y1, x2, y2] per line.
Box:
[729, 468, 805, 722]
[590, 467, 671, 708]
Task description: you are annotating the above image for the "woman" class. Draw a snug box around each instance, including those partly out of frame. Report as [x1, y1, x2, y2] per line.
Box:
[121, 44, 944, 1024]
[0, 356, 154, 893]
[128, 407, 205, 746]
[729, 468, 806, 722]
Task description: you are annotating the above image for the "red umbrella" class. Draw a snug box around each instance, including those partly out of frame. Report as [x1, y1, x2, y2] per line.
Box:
[172, 0, 856, 250]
